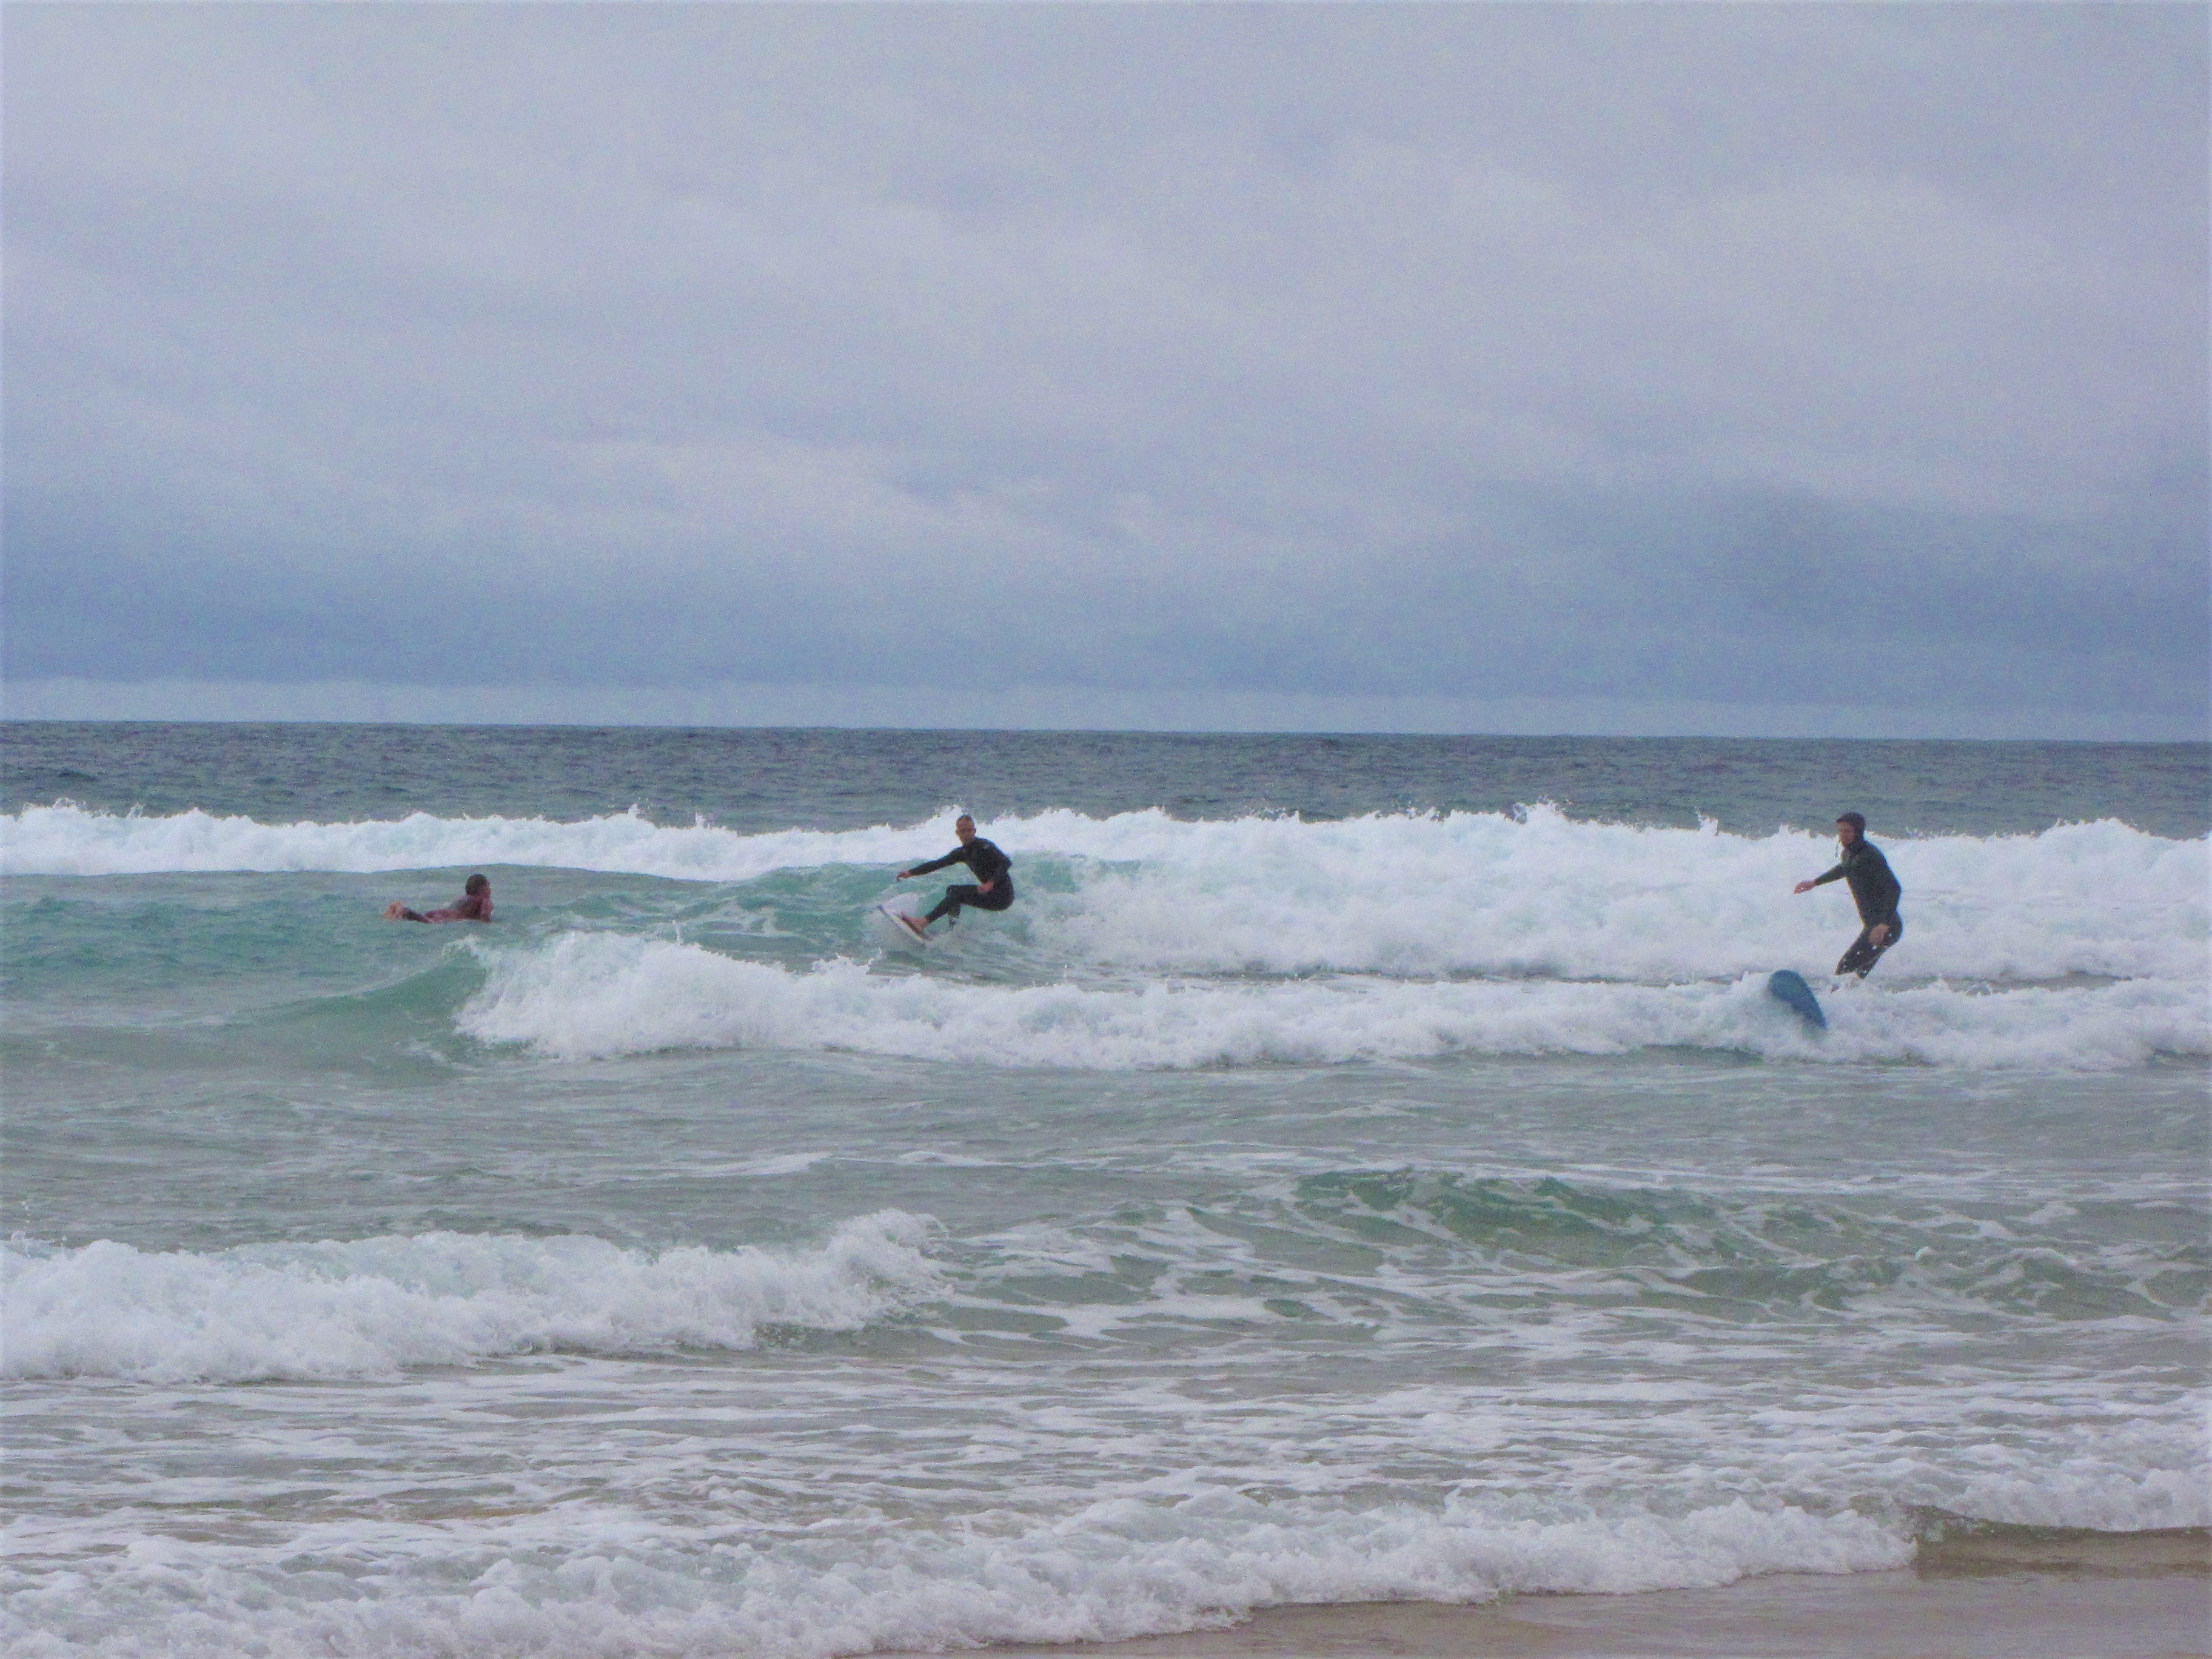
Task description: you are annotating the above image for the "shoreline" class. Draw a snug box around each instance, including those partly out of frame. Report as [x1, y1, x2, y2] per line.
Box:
[897, 1530, 2210, 1659]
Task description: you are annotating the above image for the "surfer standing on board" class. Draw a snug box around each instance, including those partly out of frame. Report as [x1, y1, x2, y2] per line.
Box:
[895, 816, 1013, 938]
[384, 874, 493, 923]
[1793, 813, 1902, 977]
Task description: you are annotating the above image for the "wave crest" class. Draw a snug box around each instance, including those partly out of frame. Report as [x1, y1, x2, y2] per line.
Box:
[455, 933, 2207, 1071]
[8, 804, 2201, 984]
[1, 1211, 943, 1382]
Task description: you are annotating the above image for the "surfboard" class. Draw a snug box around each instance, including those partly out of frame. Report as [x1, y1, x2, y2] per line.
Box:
[1766, 968, 1827, 1030]
[872, 901, 932, 952]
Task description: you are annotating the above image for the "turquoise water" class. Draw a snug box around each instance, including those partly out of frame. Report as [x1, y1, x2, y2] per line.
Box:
[3, 725, 2206, 1656]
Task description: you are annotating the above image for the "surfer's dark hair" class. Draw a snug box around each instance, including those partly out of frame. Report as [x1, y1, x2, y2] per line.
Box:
[464, 873, 489, 893]
[1836, 812, 1866, 832]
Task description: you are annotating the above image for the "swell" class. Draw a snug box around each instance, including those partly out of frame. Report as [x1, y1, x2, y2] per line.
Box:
[940, 1166, 2211, 1349]
[1256, 1168, 2211, 1324]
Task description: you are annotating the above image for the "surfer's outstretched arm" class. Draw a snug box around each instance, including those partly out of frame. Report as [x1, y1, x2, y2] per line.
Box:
[1796, 814, 1902, 978]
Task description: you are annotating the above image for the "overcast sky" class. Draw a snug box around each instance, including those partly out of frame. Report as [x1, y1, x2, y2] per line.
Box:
[5, 3, 2205, 737]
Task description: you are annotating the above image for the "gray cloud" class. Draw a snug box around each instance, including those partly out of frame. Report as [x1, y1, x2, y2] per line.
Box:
[5, 3, 2204, 734]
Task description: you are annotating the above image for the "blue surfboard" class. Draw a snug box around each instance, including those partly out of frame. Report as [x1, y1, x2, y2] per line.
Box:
[1766, 969, 1827, 1030]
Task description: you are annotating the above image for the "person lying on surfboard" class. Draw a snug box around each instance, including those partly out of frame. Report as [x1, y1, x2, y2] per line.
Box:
[384, 873, 494, 924]
[894, 816, 1013, 938]
[1792, 813, 1902, 978]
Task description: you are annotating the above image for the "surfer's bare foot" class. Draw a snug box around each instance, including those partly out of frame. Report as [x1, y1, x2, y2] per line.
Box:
[900, 913, 928, 937]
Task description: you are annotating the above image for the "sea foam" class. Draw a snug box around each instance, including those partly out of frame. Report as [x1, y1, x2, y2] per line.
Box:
[456, 933, 2207, 1070]
[0, 1491, 1914, 1659]
[6, 803, 2204, 984]
[1020, 810, 2205, 982]
[0, 800, 927, 880]
[0, 1212, 942, 1382]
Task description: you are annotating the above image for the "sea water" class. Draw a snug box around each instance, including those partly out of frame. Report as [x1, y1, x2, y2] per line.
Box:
[2, 725, 2205, 1657]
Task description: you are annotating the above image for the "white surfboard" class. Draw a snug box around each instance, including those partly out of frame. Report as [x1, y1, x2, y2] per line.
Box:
[871, 901, 933, 953]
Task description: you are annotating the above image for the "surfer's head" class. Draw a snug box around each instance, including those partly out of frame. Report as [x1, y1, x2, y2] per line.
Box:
[1835, 813, 1866, 845]
[954, 816, 976, 843]
[464, 873, 489, 894]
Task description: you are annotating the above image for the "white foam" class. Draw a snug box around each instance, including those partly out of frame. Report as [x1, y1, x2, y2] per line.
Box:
[0, 1493, 1911, 1659]
[0, 800, 933, 882]
[1025, 809, 2208, 983]
[457, 933, 2208, 1071]
[1943, 1463, 2212, 1533]
[0, 1212, 942, 1382]
[8, 803, 2202, 984]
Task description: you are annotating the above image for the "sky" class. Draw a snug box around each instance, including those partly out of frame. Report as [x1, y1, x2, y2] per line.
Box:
[4, 2, 2206, 738]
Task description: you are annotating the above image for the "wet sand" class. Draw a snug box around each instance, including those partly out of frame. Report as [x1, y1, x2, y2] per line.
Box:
[910, 1529, 2209, 1659]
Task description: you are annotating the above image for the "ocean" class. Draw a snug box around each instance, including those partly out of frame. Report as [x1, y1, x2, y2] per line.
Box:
[2, 723, 2206, 1657]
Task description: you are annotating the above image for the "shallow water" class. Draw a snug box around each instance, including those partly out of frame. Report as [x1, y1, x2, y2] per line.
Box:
[3, 725, 2205, 1657]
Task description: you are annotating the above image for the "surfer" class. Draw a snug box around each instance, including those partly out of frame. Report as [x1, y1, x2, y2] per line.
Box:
[384, 874, 493, 924]
[894, 816, 1013, 938]
[1792, 813, 1902, 977]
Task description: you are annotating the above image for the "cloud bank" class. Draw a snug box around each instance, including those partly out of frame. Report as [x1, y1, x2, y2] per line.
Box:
[5, 5, 2204, 736]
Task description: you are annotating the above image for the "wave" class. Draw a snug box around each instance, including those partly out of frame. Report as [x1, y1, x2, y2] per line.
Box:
[1913, 1514, 2212, 1574]
[0, 800, 931, 880]
[1253, 1170, 2209, 1324]
[1023, 812, 2206, 982]
[25, 1487, 2201, 1658]
[453, 933, 2207, 1071]
[8, 803, 2204, 985]
[0, 1492, 1914, 1659]
[0, 1212, 942, 1382]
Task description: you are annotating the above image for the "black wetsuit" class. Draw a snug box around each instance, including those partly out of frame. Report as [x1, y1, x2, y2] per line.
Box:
[910, 837, 1014, 925]
[1812, 839, 1903, 977]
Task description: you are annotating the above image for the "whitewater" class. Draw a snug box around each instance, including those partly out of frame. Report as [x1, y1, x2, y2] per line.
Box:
[4, 725, 2205, 1659]
[7, 801, 2204, 1071]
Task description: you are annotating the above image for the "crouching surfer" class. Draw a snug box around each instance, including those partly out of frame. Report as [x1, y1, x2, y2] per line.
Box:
[385, 873, 493, 923]
[1792, 813, 1902, 977]
[894, 816, 1013, 939]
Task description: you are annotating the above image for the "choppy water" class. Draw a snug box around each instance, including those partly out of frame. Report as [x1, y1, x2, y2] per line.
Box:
[3, 724, 2206, 1657]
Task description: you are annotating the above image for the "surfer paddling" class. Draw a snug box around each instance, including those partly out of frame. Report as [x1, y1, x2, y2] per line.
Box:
[384, 873, 493, 924]
[894, 816, 1013, 939]
[1792, 813, 1902, 978]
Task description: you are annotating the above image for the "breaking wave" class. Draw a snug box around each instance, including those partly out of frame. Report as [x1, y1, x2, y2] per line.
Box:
[7, 803, 2204, 980]
[457, 932, 2206, 1071]
[0, 1493, 1914, 1658]
[1, 1211, 942, 1382]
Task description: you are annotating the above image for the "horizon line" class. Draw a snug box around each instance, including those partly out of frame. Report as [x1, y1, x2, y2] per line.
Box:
[3, 677, 2204, 745]
[4, 714, 2204, 750]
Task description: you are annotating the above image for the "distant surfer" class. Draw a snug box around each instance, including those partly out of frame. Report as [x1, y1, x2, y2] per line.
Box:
[894, 816, 1013, 938]
[1793, 813, 1901, 977]
[384, 874, 493, 924]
